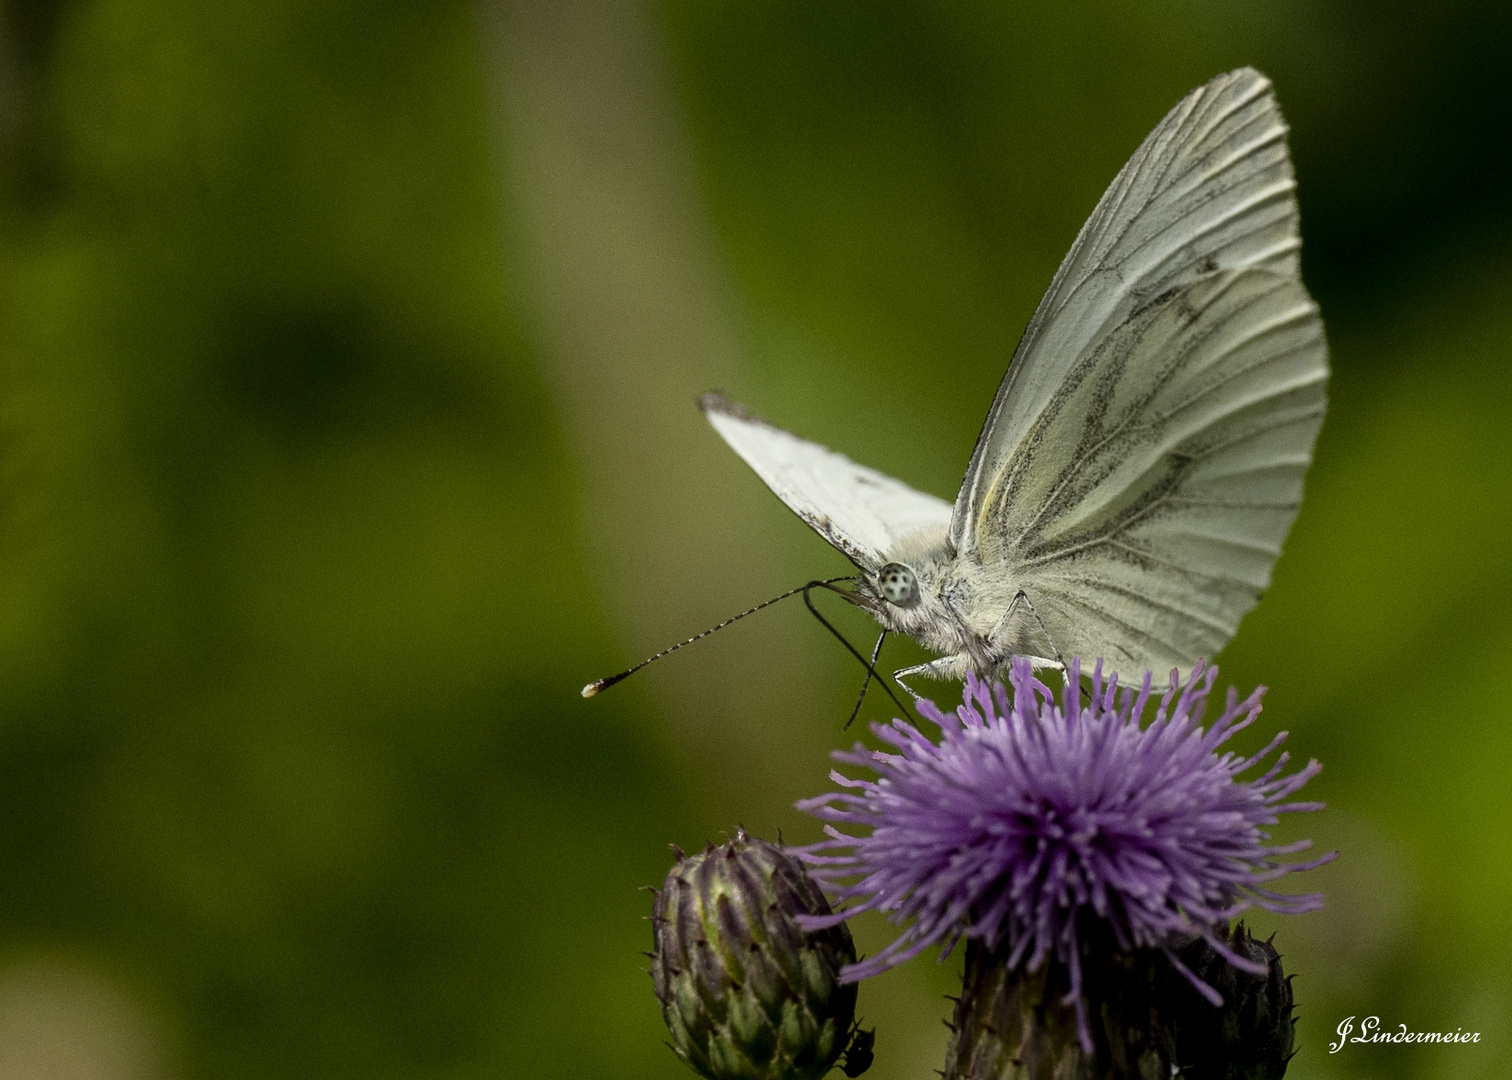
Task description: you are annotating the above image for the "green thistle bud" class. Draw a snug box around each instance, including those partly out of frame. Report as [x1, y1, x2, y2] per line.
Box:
[650, 829, 859, 1080]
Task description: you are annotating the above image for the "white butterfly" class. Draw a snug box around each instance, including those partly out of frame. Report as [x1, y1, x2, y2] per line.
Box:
[702, 68, 1328, 691]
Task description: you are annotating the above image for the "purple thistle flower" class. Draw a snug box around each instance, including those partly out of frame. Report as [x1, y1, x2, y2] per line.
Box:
[796, 657, 1332, 1053]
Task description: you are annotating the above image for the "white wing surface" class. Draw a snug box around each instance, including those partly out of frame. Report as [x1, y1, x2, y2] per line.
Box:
[984, 268, 1327, 673]
[952, 67, 1307, 557]
[700, 392, 953, 567]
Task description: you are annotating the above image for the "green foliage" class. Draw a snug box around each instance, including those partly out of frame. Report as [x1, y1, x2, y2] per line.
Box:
[0, 1, 1507, 1078]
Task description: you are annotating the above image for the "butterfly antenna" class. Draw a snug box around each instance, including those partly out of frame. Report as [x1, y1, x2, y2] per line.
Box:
[803, 581, 914, 722]
[844, 631, 887, 729]
[581, 577, 857, 698]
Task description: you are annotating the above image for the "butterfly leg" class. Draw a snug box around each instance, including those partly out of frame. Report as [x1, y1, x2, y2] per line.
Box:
[990, 590, 1067, 674]
[892, 655, 971, 700]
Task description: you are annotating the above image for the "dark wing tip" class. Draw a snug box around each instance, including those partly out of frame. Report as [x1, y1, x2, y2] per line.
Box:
[697, 391, 769, 427]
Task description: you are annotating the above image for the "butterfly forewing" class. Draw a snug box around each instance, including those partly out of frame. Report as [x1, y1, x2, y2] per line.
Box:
[951, 67, 1307, 561]
[700, 392, 953, 567]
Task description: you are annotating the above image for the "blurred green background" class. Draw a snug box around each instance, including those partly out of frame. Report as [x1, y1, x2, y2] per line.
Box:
[0, 0, 1507, 1077]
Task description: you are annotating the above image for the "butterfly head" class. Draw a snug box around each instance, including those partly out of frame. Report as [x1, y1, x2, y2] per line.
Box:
[856, 534, 975, 659]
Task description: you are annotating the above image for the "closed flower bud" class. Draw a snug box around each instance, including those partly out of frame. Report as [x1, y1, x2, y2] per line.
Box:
[1164, 923, 1295, 1080]
[651, 829, 860, 1080]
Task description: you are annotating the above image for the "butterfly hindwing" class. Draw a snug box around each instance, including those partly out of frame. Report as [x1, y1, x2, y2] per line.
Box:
[981, 269, 1327, 673]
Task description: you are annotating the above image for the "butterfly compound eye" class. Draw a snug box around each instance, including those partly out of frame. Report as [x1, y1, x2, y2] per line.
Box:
[877, 563, 918, 606]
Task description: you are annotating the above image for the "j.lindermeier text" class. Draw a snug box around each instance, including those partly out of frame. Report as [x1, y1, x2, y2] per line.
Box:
[1331, 1015, 1482, 1053]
